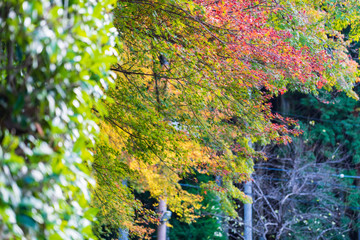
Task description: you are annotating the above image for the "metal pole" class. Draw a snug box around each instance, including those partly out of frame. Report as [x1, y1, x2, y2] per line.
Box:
[118, 228, 129, 240]
[157, 199, 167, 240]
[244, 131, 253, 240]
[119, 180, 129, 240]
[244, 180, 252, 240]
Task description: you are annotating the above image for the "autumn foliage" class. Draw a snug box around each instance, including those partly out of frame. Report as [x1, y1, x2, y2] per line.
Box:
[92, 0, 359, 237]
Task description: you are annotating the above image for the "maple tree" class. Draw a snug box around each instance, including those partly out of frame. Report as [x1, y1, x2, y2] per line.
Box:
[93, 0, 359, 238]
[233, 1, 360, 237]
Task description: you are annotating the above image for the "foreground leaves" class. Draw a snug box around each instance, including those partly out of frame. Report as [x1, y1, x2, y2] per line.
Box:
[0, 0, 115, 238]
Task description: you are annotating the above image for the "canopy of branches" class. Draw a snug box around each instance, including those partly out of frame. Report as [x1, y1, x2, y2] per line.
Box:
[0, 0, 359, 239]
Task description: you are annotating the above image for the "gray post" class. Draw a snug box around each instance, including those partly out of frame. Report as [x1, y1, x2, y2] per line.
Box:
[118, 228, 129, 240]
[244, 133, 253, 240]
[244, 180, 252, 240]
[119, 180, 129, 240]
[157, 199, 167, 240]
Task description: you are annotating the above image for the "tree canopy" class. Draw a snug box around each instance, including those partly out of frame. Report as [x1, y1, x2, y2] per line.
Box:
[1, 0, 359, 239]
[93, 0, 359, 238]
